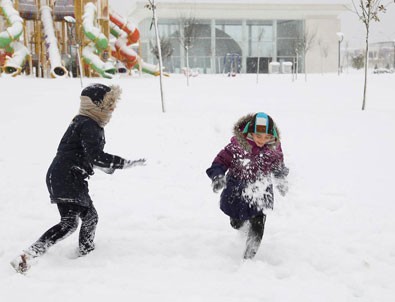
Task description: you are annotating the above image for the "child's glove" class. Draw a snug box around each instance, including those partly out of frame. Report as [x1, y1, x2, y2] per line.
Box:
[212, 175, 226, 193]
[97, 167, 115, 174]
[276, 179, 288, 196]
[123, 158, 146, 169]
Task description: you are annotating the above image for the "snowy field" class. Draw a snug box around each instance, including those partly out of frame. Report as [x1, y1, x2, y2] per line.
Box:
[0, 72, 394, 302]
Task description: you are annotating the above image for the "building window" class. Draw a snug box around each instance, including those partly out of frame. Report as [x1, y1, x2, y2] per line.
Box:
[277, 20, 303, 58]
[216, 21, 243, 44]
[138, 18, 304, 74]
[247, 22, 273, 57]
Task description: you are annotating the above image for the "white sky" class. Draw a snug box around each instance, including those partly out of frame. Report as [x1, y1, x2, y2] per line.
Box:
[340, 3, 395, 48]
[108, 0, 395, 48]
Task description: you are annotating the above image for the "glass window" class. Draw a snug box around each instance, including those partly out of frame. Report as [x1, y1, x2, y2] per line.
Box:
[277, 20, 303, 38]
[158, 24, 168, 37]
[189, 57, 211, 70]
[216, 25, 242, 43]
[249, 25, 273, 42]
[216, 20, 242, 43]
[190, 37, 211, 56]
[250, 42, 273, 57]
[277, 20, 303, 58]
[246, 22, 273, 57]
[277, 39, 300, 57]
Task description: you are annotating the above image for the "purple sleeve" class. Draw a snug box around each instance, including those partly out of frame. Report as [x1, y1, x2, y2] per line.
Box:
[206, 144, 233, 180]
[272, 142, 289, 178]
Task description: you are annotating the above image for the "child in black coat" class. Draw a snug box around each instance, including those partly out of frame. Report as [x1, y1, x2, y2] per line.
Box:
[11, 83, 145, 273]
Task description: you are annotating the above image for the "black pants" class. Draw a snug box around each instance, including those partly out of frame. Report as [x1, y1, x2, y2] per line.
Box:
[230, 214, 266, 259]
[28, 203, 98, 257]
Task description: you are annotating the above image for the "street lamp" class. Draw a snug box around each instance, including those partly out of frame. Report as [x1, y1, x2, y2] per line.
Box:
[393, 40, 395, 69]
[336, 32, 344, 75]
[64, 16, 83, 87]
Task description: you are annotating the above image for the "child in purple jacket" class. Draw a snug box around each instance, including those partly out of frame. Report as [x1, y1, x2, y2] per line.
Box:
[206, 112, 289, 259]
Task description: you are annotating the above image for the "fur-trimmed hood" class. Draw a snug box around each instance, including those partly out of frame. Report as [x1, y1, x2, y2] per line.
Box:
[79, 85, 122, 127]
[96, 85, 122, 111]
[233, 113, 281, 152]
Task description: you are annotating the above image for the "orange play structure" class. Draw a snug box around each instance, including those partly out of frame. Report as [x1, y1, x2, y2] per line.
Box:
[0, 0, 162, 78]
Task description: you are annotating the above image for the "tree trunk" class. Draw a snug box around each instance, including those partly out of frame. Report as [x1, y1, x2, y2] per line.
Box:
[256, 56, 260, 83]
[304, 52, 307, 82]
[186, 46, 190, 87]
[296, 55, 299, 80]
[362, 27, 369, 111]
[152, 2, 166, 112]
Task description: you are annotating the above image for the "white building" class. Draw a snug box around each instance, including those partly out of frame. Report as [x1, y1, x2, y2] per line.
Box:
[128, 0, 349, 74]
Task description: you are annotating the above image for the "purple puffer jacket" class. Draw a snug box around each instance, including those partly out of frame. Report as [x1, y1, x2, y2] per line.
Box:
[217, 136, 284, 182]
[206, 114, 288, 220]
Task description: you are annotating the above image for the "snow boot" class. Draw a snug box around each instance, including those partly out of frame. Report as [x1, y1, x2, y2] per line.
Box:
[230, 218, 245, 230]
[78, 244, 95, 257]
[10, 252, 35, 274]
[243, 214, 266, 260]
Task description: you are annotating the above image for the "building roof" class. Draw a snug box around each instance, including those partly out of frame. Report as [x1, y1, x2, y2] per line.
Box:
[137, 0, 349, 3]
[110, 0, 349, 15]
[127, 0, 348, 21]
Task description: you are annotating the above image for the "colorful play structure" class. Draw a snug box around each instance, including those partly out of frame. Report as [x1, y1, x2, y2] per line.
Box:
[0, 0, 161, 78]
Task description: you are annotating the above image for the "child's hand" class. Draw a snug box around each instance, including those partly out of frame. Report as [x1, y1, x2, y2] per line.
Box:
[123, 158, 146, 169]
[212, 175, 226, 193]
[276, 179, 288, 196]
[97, 167, 115, 174]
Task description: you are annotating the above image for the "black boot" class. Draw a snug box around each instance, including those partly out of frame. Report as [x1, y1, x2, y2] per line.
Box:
[230, 218, 245, 230]
[243, 214, 266, 259]
[79, 205, 98, 256]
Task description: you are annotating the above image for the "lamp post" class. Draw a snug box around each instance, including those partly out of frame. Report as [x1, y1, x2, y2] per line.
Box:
[393, 40, 395, 69]
[64, 16, 83, 87]
[336, 32, 344, 75]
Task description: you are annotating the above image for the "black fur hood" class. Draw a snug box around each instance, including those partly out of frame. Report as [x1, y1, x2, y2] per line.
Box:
[232, 113, 281, 152]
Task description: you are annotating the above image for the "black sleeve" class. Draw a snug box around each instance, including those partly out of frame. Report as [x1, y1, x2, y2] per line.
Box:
[206, 163, 227, 180]
[80, 121, 125, 169]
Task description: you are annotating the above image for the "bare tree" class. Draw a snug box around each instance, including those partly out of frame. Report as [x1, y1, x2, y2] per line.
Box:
[177, 15, 199, 86]
[256, 28, 265, 84]
[145, 0, 165, 112]
[292, 46, 300, 81]
[317, 38, 330, 75]
[351, 0, 394, 110]
[150, 37, 174, 61]
[343, 40, 350, 72]
[295, 27, 316, 81]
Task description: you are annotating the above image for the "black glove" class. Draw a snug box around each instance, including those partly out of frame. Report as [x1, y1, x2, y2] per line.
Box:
[212, 175, 226, 193]
[96, 166, 115, 174]
[276, 179, 288, 196]
[123, 158, 146, 169]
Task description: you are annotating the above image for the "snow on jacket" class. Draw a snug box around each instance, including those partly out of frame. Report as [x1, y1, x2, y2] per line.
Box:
[46, 115, 126, 207]
[206, 114, 288, 220]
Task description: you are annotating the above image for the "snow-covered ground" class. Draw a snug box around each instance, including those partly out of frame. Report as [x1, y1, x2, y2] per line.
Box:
[0, 72, 394, 302]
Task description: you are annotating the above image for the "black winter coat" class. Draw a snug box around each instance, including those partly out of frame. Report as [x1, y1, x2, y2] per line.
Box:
[46, 115, 126, 207]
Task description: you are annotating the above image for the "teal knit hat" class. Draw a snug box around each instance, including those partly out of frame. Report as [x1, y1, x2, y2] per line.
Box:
[243, 112, 278, 138]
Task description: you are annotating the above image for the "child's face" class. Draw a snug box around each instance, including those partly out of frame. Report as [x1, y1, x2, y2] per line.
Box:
[251, 133, 274, 147]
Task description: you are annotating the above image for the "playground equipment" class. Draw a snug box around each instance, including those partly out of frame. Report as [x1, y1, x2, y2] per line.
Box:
[41, 5, 67, 77]
[0, 0, 30, 76]
[81, 2, 115, 78]
[223, 53, 241, 77]
[0, 0, 162, 78]
[109, 9, 161, 76]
